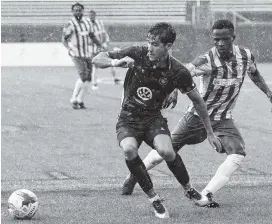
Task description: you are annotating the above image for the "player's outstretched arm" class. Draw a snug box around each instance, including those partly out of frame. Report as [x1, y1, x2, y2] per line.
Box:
[186, 88, 222, 152]
[92, 52, 134, 69]
[248, 65, 272, 103]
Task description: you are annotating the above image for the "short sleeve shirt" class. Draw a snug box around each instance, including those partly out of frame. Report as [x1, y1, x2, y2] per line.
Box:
[108, 46, 196, 115]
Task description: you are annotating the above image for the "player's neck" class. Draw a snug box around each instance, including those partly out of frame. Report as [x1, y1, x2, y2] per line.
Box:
[156, 54, 170, 68]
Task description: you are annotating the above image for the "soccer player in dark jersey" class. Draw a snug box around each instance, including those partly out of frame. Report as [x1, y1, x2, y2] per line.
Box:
[92, 22, 221, 219]
[121, 20, 272, 208]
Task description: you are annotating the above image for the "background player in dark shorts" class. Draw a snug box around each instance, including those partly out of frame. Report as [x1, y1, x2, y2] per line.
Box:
[93, 22, 221, 219]
[121, 20, 272, 208]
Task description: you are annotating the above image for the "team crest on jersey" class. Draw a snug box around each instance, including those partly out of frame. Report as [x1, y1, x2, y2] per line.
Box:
[137, 87, 152, 101]
[159, 77, 168, 86]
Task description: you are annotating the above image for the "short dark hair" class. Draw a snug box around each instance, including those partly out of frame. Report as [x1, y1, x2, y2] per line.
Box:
[148, 22, 176, 44]
[71, 2, 84, 11]
[212, 20, 234, 32]
[90, 10, 96, 14]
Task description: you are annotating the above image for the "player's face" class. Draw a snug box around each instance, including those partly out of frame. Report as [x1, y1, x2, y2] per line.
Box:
[212, 28, 234, 56]
[147, 34, 170, 61]
[90, 12, 96, 21]
[73, 6, 84, 19]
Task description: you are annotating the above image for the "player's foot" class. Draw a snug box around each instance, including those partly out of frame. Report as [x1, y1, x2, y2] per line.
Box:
[71, 101, 79, 109]
[149, 195, 169, 219]
[77, 102, 87, 109]
[78, 102, 87, 109]
[114, 78, 121, 84]
[121, 173, 137, 195]
[195, 192, 220, 208]
[92, 84, 99, 90]
[184, 187, 202, 201]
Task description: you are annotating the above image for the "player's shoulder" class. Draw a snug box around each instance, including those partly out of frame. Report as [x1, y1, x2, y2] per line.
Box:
[169, 56, 189, 73]
[234, 45, 254, 55]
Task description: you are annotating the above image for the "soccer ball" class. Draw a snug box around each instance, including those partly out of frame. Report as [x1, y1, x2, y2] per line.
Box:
[8, 189, 39, 219]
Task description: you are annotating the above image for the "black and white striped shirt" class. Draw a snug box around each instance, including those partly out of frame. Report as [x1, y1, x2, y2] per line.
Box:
[187, 45, 255, 120]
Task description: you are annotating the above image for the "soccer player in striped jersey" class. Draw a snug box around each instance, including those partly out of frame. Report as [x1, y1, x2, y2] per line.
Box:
[88, 10, 120, 90]
[62, 3, 102, 109]
[121, 20, 272, 207]
[93, 22, 221, 218]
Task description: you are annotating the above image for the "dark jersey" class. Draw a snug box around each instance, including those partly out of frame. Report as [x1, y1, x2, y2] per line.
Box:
[108, 46, 196, 116]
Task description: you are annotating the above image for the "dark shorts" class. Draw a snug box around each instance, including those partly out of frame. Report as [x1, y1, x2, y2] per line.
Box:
[116, 111, 170, 148]
[172, 112, 246, 156]
[71, 57, 93, 82]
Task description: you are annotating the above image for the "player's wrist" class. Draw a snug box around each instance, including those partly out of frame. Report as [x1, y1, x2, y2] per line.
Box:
[111, 59, 119, 67]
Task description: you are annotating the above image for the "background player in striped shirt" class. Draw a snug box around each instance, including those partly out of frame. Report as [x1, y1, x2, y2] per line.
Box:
[121, 20, 272, 207]
[88, 10, 120, 90]
[62, 3, 102, 109]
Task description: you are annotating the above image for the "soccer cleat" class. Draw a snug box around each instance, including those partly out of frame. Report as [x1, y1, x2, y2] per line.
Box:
[195, 192, 220, 208]
[78, 102, 87, 109]
[71, 101, 79, 109]
[92, 84, 99, 90]
[121, 173, 137, 195]
[184, 187, 202, 201]
[149, 195, 169, 219]
[114, 78, 121, 84]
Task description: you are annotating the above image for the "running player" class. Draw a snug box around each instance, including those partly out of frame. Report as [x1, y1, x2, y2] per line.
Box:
[62, 3, 102, 109]
[121, 20, 272, 207]
[88, 10, 120, 90]
[92, 22, 221, 218]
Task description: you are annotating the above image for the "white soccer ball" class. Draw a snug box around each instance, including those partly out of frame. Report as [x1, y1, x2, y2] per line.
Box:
[8, 189, 39, 219]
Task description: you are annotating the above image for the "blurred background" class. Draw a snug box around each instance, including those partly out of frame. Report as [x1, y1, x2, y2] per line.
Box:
[1, 0, 272, 62]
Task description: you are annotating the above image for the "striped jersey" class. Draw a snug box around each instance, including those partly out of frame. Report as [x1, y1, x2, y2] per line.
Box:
[63, 17, 95, 58]
[187, 45, 256, 120]
[87, 18, 109, 55]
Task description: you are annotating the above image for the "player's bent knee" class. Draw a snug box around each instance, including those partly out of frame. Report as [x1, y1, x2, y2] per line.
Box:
[120, 140, 138, 160]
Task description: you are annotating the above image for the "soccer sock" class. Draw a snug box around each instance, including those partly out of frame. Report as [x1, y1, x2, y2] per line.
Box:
[91, 65, 97, 85]
[143, 149, 164, 171]
[166, 154, 190, 187]
[76, 81, 89, 103]
[71, 78, 83, 102]
[126, 156, 154, 196]
[202, 154, 245, 195]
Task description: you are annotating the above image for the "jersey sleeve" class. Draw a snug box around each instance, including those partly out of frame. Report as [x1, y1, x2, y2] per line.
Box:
[63, 23, 73, 36]
[107, 46, 143, 60]
[175, 67, 197, 94]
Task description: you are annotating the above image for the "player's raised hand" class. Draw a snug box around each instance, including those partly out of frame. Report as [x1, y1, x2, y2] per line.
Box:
[162, 89, 178, 109]
[112, 56, 134, 68]
[207, 134, 222, 153]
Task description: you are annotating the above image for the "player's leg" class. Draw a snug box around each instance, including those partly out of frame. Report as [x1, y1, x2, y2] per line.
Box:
[76, 58, 91, 109]
[117, 118, 169, 219]
[70, 57, 85, 109]
[122, 112, 207, 196]
[110, 67, 121, 84]
[150, 115, 207, 202]
[91, 63, 99, 90]
[197, 119, 245, 208]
